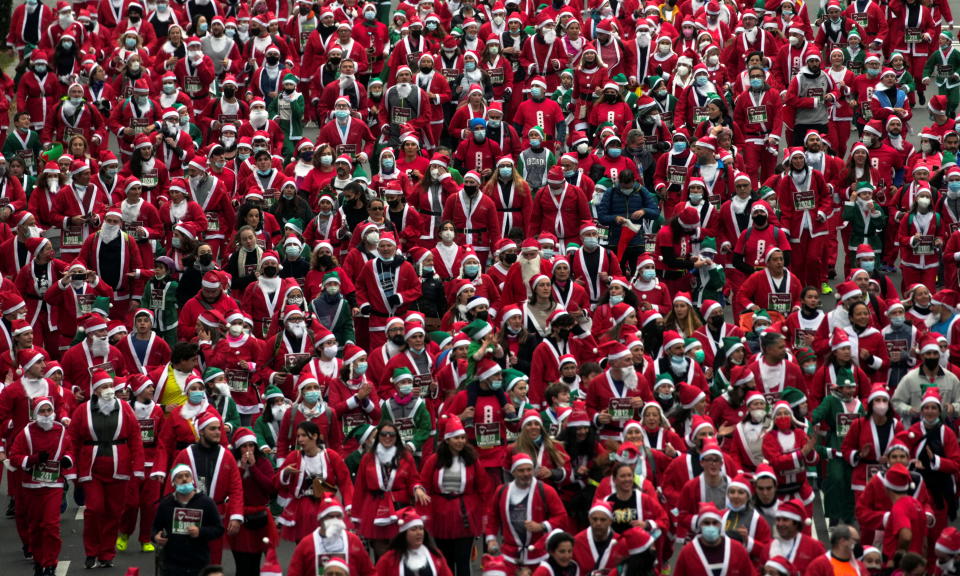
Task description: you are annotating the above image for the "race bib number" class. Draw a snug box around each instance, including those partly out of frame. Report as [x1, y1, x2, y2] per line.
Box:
[122, 220, 142, 234]
[692, 107, 709, 123]
[140, 169, 159, 188]
[852, 12, 868, 27]
[284, 353, 312, 372]
[62, 226, 83, 248]
[836, 412, 857, 438]
[406, 52, 422, 68]
[861, 101, 873, 120]
[226, 369, 249, 393]
[793, 190, 816, 211]
[335, 144, 357, 157]
[131, 118, 151, 134]
[886, 338, 908, 363]
[150, 288, 165, 310]
[140, 418, 156, 444]
[747, 106, 768, 124]
[396, 417, 415, 444]
[768, 293, 792, 314]
[342, 412, 367, 437]
[915, 235, 935, 255]
[794, 329, 813, 349]
[668, 165, 686, 185]
[263, 188, 277, 209]
[608, 398, 634, 421]
[206, 212, 220, 233]
[391, 106, 413, 124]
[413, 373, 433, 399]
[171, 508, 203, 535]
[185, 76, 202, 94]
[644, 233, 657, 253]
[938, 65, 954, 79]
[441, 68, 459, 81]
[806, 87, 824, 99]
[475, 422, 502, 448]
[488, 68, 504, 85]
[905, 28, 923, 43]
[31, 461, 60, 483]
[88, 362, 115, 377]
[76, 293, 96, 314]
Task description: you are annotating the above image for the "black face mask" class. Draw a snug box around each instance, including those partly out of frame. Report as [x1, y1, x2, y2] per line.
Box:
[283, 87, 294, 94]
[329, 57, 341, 67]
[266, 56, 280, 66]
[472, 310, 489, 321]
[317, 254, 335, 268]
[502, 253, 518, 264]
[223, 87, 236, 98]
[390, 334, 406, 346]
[464, 185, 479, 196]
[557, 328, 571, 339]
[925, 357, 941, 371]
[708, 315, 724, 329]
[262, 266, 278, 277]
[604, 93, 618, 104]
[199, 253, 214, 266]
[753, 215, 768, 227]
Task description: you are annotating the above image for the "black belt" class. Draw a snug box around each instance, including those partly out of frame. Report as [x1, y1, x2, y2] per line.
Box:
[368, 309, 388, 318]
[84, 439, 128, 446]
[456, 227, 487, 234]
[499, 208, 521, 213]
[419, 209, 441, 216]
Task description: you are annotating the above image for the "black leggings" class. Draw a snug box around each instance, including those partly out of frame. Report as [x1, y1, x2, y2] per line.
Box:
[435, 537, 474, 576]
[231, 550, 263, 576]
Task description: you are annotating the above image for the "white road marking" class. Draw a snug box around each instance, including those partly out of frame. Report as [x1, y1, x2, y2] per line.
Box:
[56, 560, 70, 576]
[74, 506, 84, 521]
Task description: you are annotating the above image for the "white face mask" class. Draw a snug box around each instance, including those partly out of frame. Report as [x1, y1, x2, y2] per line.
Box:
[36, 414, 55, 431]
[271, 404, 287, 420]
[100, 387, 116, 402]
[750, 409, 766, 421]
[251, 109, 268, 124]
[228, 323, 244, 336]
[440, 230, 455, 242]
[322, 345, 338, 359]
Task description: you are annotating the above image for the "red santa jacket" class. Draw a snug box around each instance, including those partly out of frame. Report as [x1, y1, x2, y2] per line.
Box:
[527, 183, 592, 243]
[117, 332, 171, 375]
[275, 447, 354, 513]
[67, 399, 145, 482]
[286, 529, 374, 576]
[178, 293, 240, 342]
[167, 442, 244, 522]
[43, 277, 115, 338]
[674, 536, 755, 576]
[9, 419, 76, 488]
[486, 479, 568, 565]
[77, 229, 145, 300]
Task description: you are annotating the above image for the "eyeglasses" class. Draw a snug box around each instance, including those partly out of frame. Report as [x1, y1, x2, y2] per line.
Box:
[369, 206, 384, 211]
[379, 431, 397, 438]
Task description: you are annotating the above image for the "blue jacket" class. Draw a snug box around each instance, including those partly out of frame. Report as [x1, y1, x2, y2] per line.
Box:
[596, 185, 661, 246]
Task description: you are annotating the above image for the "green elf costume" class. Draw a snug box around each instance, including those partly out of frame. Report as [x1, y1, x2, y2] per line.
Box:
[811, 368, 862, 524]
[343, 423, 376, 479]
[841, 31, 867, 75]
[173, 103, 203, 148]
[890, 52, 917, 97]
[268, 73, 306, 160]
[841, 182, 886, 261]
[253, 385, 286, 467]
[203, 367, 241, 435]
[139, 258, 179, 347]
[691, 237, 726, 306]
[645, 75, 678, 130]
[309, 271, 356, 347]
[517, 126, 557, 188]
[380, 367, 433, 456]
[504, 368, 535, 444]
[923, 30, 960, 117]
[553, 69, 576, 127]
[781, 386, 819, 488]
[711, 336, 747, 398]
[2, 122, 42, 176]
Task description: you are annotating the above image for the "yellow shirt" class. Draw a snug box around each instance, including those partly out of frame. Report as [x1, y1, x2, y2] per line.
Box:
[159, 366, 187, 407]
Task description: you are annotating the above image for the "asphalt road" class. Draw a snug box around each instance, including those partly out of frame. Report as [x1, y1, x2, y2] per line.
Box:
[2, 0, 960, 572]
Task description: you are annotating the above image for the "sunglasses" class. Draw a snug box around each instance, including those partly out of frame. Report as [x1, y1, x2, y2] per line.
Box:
[379, 431, 397, 438]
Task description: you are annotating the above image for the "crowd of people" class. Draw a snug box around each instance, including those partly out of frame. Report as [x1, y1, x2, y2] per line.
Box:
[4, 0, 960, 574]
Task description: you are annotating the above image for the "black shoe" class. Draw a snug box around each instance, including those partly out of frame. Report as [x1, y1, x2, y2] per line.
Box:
[85, 557, 97, 569]
[919, 92, 927, 106]
[43, 567, 56, 576]
[98, 560, 113, 568]
[6, 497, 14, 518]
[34, 564, 42, 576]
[23, 546, 33, 560]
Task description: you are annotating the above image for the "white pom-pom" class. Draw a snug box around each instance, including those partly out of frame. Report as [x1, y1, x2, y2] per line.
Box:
[761, 459, 769, 465]
[804, 518, 812, 526]
[262, 537, 270, 545]
[910, 483, 916, 491]
[909, 432, 916, 439]
[528, 545, 536, 551]
[397, 519, 405, 526]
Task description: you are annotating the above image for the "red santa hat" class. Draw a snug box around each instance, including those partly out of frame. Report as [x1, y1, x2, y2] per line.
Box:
[754, 462, 777, 483]
[31, 395, 54, 417]
[614, 526, 656, 557]
[679, 383, 707, 410]
[728, 473, 753, 495]
[480, 555, 510, 576]
[919, 332, 941, 355]
[830, 326, 851, 350]
[567, 403, 590, 428]
[836, 281, 862, 302]
[201, 271, 222, 290]
[600, 340, 631, 361]
[82, 314, 108, 333]
[588, 500, 614, 519]
[317, 495, 344, 520]
[18, 348, 45, 373]
[930, 94, 949, 116]
[867, 383, 890, 404]
[661, 329, 684, 350]
[475, 357, 502, 382]
[441, 414, 466, 440]
[232, 427, 257, 448]
[321, 559, 348, 574]
[610, 303, 635, 326]
[677, 206, 700, 229]
[699, 437, 722, 459]
[510, 452, 534, 472]
[730, 365, 754, 388]
[776, 499, 811, 525]
[90, 370, 113, 394]
[697, 501, 723, 527]
[764, 557, 796, 576]
[882, 463, 915, 493]
[936, 527, 960, 555]
[921, 385, 942, 408]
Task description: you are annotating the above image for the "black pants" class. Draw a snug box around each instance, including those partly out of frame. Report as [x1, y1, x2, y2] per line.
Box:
[232, 550, 263, 576]
[435, 537, 474, 576]
[791, 123, 829, 146]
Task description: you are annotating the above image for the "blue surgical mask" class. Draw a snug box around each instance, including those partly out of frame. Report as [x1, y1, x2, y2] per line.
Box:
[529, 138, 541, 148]
[188, 390, 205, 405]
[890, 315, 905, 328]
[607, 147, 622, 158]
[564, 169, 576, 178]
[803, 363, 817, 375]
[860, 260, 875, 273]
[489, 379, 503, 390]
[226, 28, 236, 37]
[583, 236, 599, 249]
[867, 68, 879, 78]
[689, 193, 703, 204]
[670, 355, 686, 367]
[334, 109, 350, 120]
[542, 249, 555, 259]
[62, 40, 73, 49]
[355, 361, 368, 375]
[256, 168, 272, 177]
[695, 76, 708, 87]
[465, 61, 477, 72]
[701, 524, 721, 542]
[749, 77, 763, 89]
[422, 265, 434, 273]
[398, 383, 414, 396]
[381, 158, 395, 170]
[464, 264, 480, 277]
[531, 87, 543, 99]
[641, 269, 657, 281]
[673, 141, 687, 153]
[175, 481, 195, 495]
[488, 119, 501, 128]
[499, 166, 513, 178]
[238, 152, 250, 162]
[949, 181, 960, 193]
[34, 64, 47, 73]
[303, 390, 320, 404]
[365, 10, 376, 20]
[69, 97, 82, 105]
[199, 22, 208, 33]
[125, 38, 137, 49]
[610, 294, 624, 305]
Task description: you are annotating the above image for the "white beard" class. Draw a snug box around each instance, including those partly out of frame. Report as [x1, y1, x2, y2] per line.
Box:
[91, 337, 109, 357]
[122, 198, 142, 222]
[396, 83, 413, 99]
[215, 382, 232, 398]
[745, 28, 758, 43]
[134, 399, 154, 419]
[21, 376, 48, 399]
[323, 517, 346, 540]
[100, 224, 120, 243]
[520, 256, 542, 286]
[97, 398, 118, 415]
[375, 444, 397, 464]
[622, 368, 638, 390]
[170, 200, 187, 222]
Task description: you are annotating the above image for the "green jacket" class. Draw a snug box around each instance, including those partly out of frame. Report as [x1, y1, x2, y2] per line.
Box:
[268, 91, 306, 158]
[381, 397, 432, 453]
[139, 276, 180, 335]
[2, 128, 42, 175]
[310, 295, 356, 346]
[253, 415, 279, 467]
[923, 47, 960, 90]
[210, 393, 241, 434]
[842, 202, 886, 251]
[692, 264, 725, 306]
[812, 394, 864, 451]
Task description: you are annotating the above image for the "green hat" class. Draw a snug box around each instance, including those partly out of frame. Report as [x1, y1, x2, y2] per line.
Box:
[429, 331, 452, 347]
[706, 92, 722, 103]
[347, 422, 376, 444]
[754, 0, 766, 9]
[93, 296, 112, 317]
[942, 30, 954, 41]
[753, 309, 771, 322]
[722, 336, 746, 355]
[612, 73, 628, 85]
[655, 372, 675, 387]
[323, 271, 341, 286]
[561, 68, 574, 78]
[847, 29, 861, 39]
[836, 368, 856, 387]
[503, 368, 528, 391]
[463, 319, 493, 341]
[203, 367, 225, 383]
[39, 142, 63, 163]
[757, 186, 776, 199]
[527, 125, 545, 139]
[700, 237, 717, 254]
[451, 25, 463, 36]
[683, 337, 700, 352]
[781, 387, 807, 407]
[854, 182, 875, 193]
[282, 72, 299, 85]
[595, 177, 614, 194]
[263, 385, 284, 400]
[646, 75, 664, 89]
[524, 25, 536, 35]
[794, 347, 816, 364]
[285, 217, 305, 235]
[392, 367, 414, 382]
[943, 151, 958, 169]
[565, 242, 580, 253]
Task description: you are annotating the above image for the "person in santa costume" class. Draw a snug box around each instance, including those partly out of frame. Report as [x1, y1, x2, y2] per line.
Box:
[276, 419, 353, 543]
[810, 368, 863, 525]
[774, 147, 832, 290]
[763, 401, 819, 511]
[932, 527, 960, 576]
[747, 330, 807, 405]
[152, 371, 225, 475]
[721, 473, 773, 570]
[440, 171, 502, 263]
[674, 436, 730, 539]
[8, 396, 74, 576]
[353, 421, 430, 559]
[355, 231, 423, 349]
[67, 370, 145, 569]
[206, 311, 267, 425]
[117, 375, 164, 554]
[161, 411, 243, 564]
[177, 271, 240, 342]
[374, 507, 453, 576]
[804, 524, 868, 576]
[585, 340, 647, 444]
[879, 462, 929, 561]
[285, 496, 375, 576]
[59, 313, 129, 394]
[117, 309, 171, 375]
[734, 247, 803, 319]
[767, 499, 826, 568]
[674, 502, 755, 576]
[572, 501, 622, 575]
[841, 383, 904, 494]
[485, 452, 568, 570]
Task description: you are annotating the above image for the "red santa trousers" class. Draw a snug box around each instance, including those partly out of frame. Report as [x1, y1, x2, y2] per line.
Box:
[901, 267, 937, 294]
[120, 474, 161, 544]
[791, 232, 826, 287]
[742, 142, 777, 187]
[24, 486, 63, 568]
[10, 470, 31, 549]
[83, 458, 128, 561]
